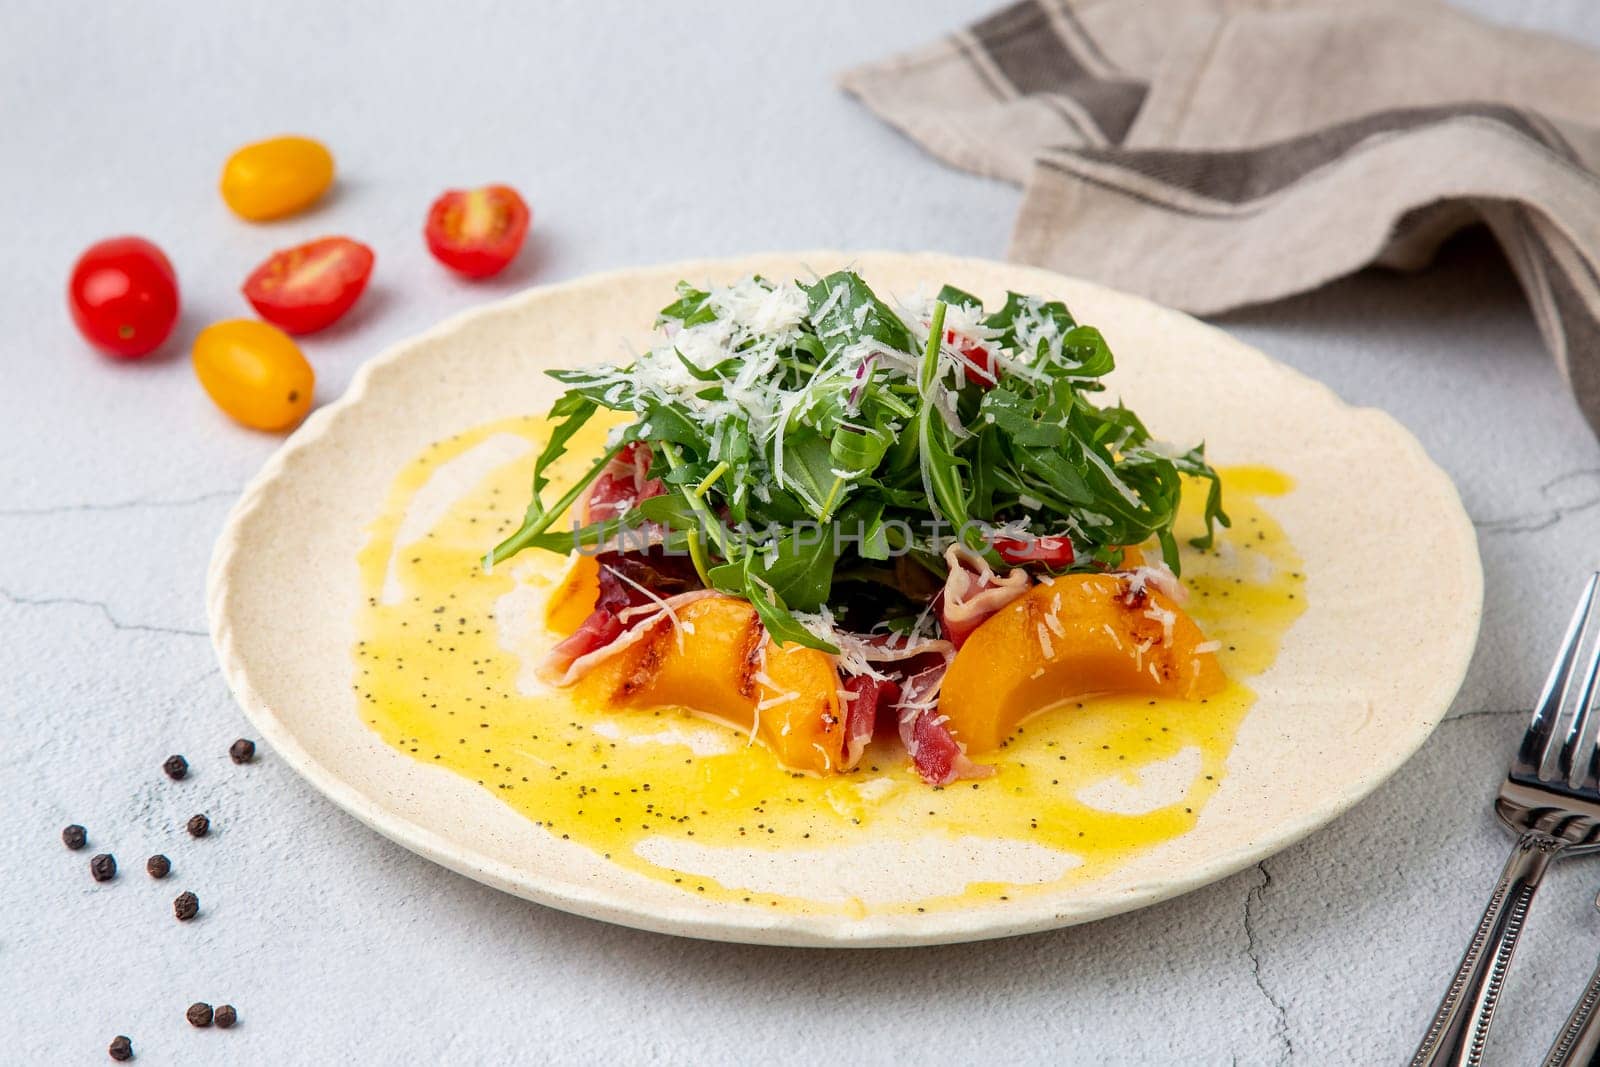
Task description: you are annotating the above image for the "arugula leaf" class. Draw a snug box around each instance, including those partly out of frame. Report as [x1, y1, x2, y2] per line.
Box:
[803, 270, 915, 359]
[489, 436, 621, 566]
[657, 283, 717, 328]
[936, 284, 982, 309]
[983, 292, 1073, 353]
[627, 397, 706, 448]
[635, 493, 698, 530]
[529, 394, 598, 505]
[780, 429, 848, 521]
[914, 301, 974, 540]
[707, 527, 837, 613]
[1170, 443, 1231, 550]
[1060, 325, 1115, 377]
[829, 424, 891, 476]
[837, 497, 889, 561]
[673, 348, 730, 382]
[741, 566, 838, 653]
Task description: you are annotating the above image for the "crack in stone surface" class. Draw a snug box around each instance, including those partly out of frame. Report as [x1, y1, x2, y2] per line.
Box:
[1473, 468, 1600, 535]
[0, 588, 207, 637]
[1443, 708, 1529, 724]
[1244, 861, 1294, 1065]
[0, 488, 239, 518]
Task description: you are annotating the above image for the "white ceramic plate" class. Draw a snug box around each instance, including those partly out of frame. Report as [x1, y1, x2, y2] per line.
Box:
[208, 252, 1481, 947]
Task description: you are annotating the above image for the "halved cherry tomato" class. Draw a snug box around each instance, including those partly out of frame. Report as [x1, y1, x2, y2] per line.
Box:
[947, 330, 997, 388]
[993, 534, 1075, 566]
[68, 237, 180, 359]
[424, 184, 530, 279]
[192, 319, 314, 431]
[242, 237, 374, 335]
[220, 136, 335, 222]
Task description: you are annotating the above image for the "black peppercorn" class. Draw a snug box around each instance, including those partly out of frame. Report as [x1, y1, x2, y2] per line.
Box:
[229, 738, 255, 764]
[213, 1004, 237, 1029]
[62, 824, 87, 851]
[186, 1002, 213, 1028]
[90, 853, 117, 882]
[185, 813, 209, 838]
[146, 854, 171, 879]
[108, 1035, 133, 1061]
[173, 890, 199, 921]
[162, 754, 188, 781]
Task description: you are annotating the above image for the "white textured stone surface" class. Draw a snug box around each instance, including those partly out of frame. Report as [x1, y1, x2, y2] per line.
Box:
[4, 1, 1600, 1062]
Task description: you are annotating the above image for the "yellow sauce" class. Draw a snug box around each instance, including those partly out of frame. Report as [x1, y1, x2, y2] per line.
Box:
[354, 417, 1304, 914]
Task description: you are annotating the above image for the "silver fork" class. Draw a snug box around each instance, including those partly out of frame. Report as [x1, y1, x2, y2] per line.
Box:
[1541, 889, 1600, 1066]
[1414, 574, 1600, 1066]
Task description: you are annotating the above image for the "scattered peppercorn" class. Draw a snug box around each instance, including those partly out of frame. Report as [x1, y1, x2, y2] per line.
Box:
[173, 891, 199, 921]
[62, 824, 87, 851]
[213, 1004, 237, 1029]
[108, 1035, 133, 1061]
[186, 1002, 213, 1028]
[162, 754, 188, 781]
[90, 853, 117, 882]
[185, 814, 210, 838]
[146, 854, 171, 879]
[229, 738, 255, 764]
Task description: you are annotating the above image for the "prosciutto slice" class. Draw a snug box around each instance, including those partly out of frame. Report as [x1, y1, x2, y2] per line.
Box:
[893, 657, 993, 786]
[581, 441, 665, 522]
[541, 609, 625, 683]
[903, 710, 993, 786]
[538, 588, 724, 687]
[850, 631, 955, 665]
[828, 631, 993, 783]
[537, 549, 705, 686]
[937, 543, 1031, 648]
[839, 674, 901, 770]
[540, 609, 666, 687]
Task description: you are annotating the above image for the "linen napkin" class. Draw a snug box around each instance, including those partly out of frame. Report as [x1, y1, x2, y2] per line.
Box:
[842, 0, 1600, 432]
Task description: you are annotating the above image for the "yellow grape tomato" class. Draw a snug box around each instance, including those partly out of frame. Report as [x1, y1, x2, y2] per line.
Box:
[219, 136, 335, 222]
[192, 319, 314, 431]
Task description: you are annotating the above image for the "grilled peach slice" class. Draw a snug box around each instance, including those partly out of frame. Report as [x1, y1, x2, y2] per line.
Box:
[938, 574, 1224, 754]
[571, 595, 846, 774]
[545, 553, 601, 634]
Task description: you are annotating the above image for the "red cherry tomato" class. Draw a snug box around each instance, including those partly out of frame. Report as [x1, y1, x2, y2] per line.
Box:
[424, 184, 530, 279]
[242, 236, 374, 335]
[993, 534, 1075, 566]
[946, 330, 997, 388]
[68, 237, 180, 359]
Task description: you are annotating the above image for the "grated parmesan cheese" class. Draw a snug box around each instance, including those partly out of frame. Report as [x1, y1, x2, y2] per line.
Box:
[1143, 603, 1176, 646]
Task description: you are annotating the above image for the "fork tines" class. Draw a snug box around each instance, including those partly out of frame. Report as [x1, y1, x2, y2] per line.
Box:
[1514, 573, 1600, 793]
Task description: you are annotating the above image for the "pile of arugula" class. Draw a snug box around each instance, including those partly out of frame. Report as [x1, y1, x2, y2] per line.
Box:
[488, 271, 1227, 653]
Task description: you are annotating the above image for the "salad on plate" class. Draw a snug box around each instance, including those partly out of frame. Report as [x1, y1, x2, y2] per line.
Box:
[490, 271, 1229, 786]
